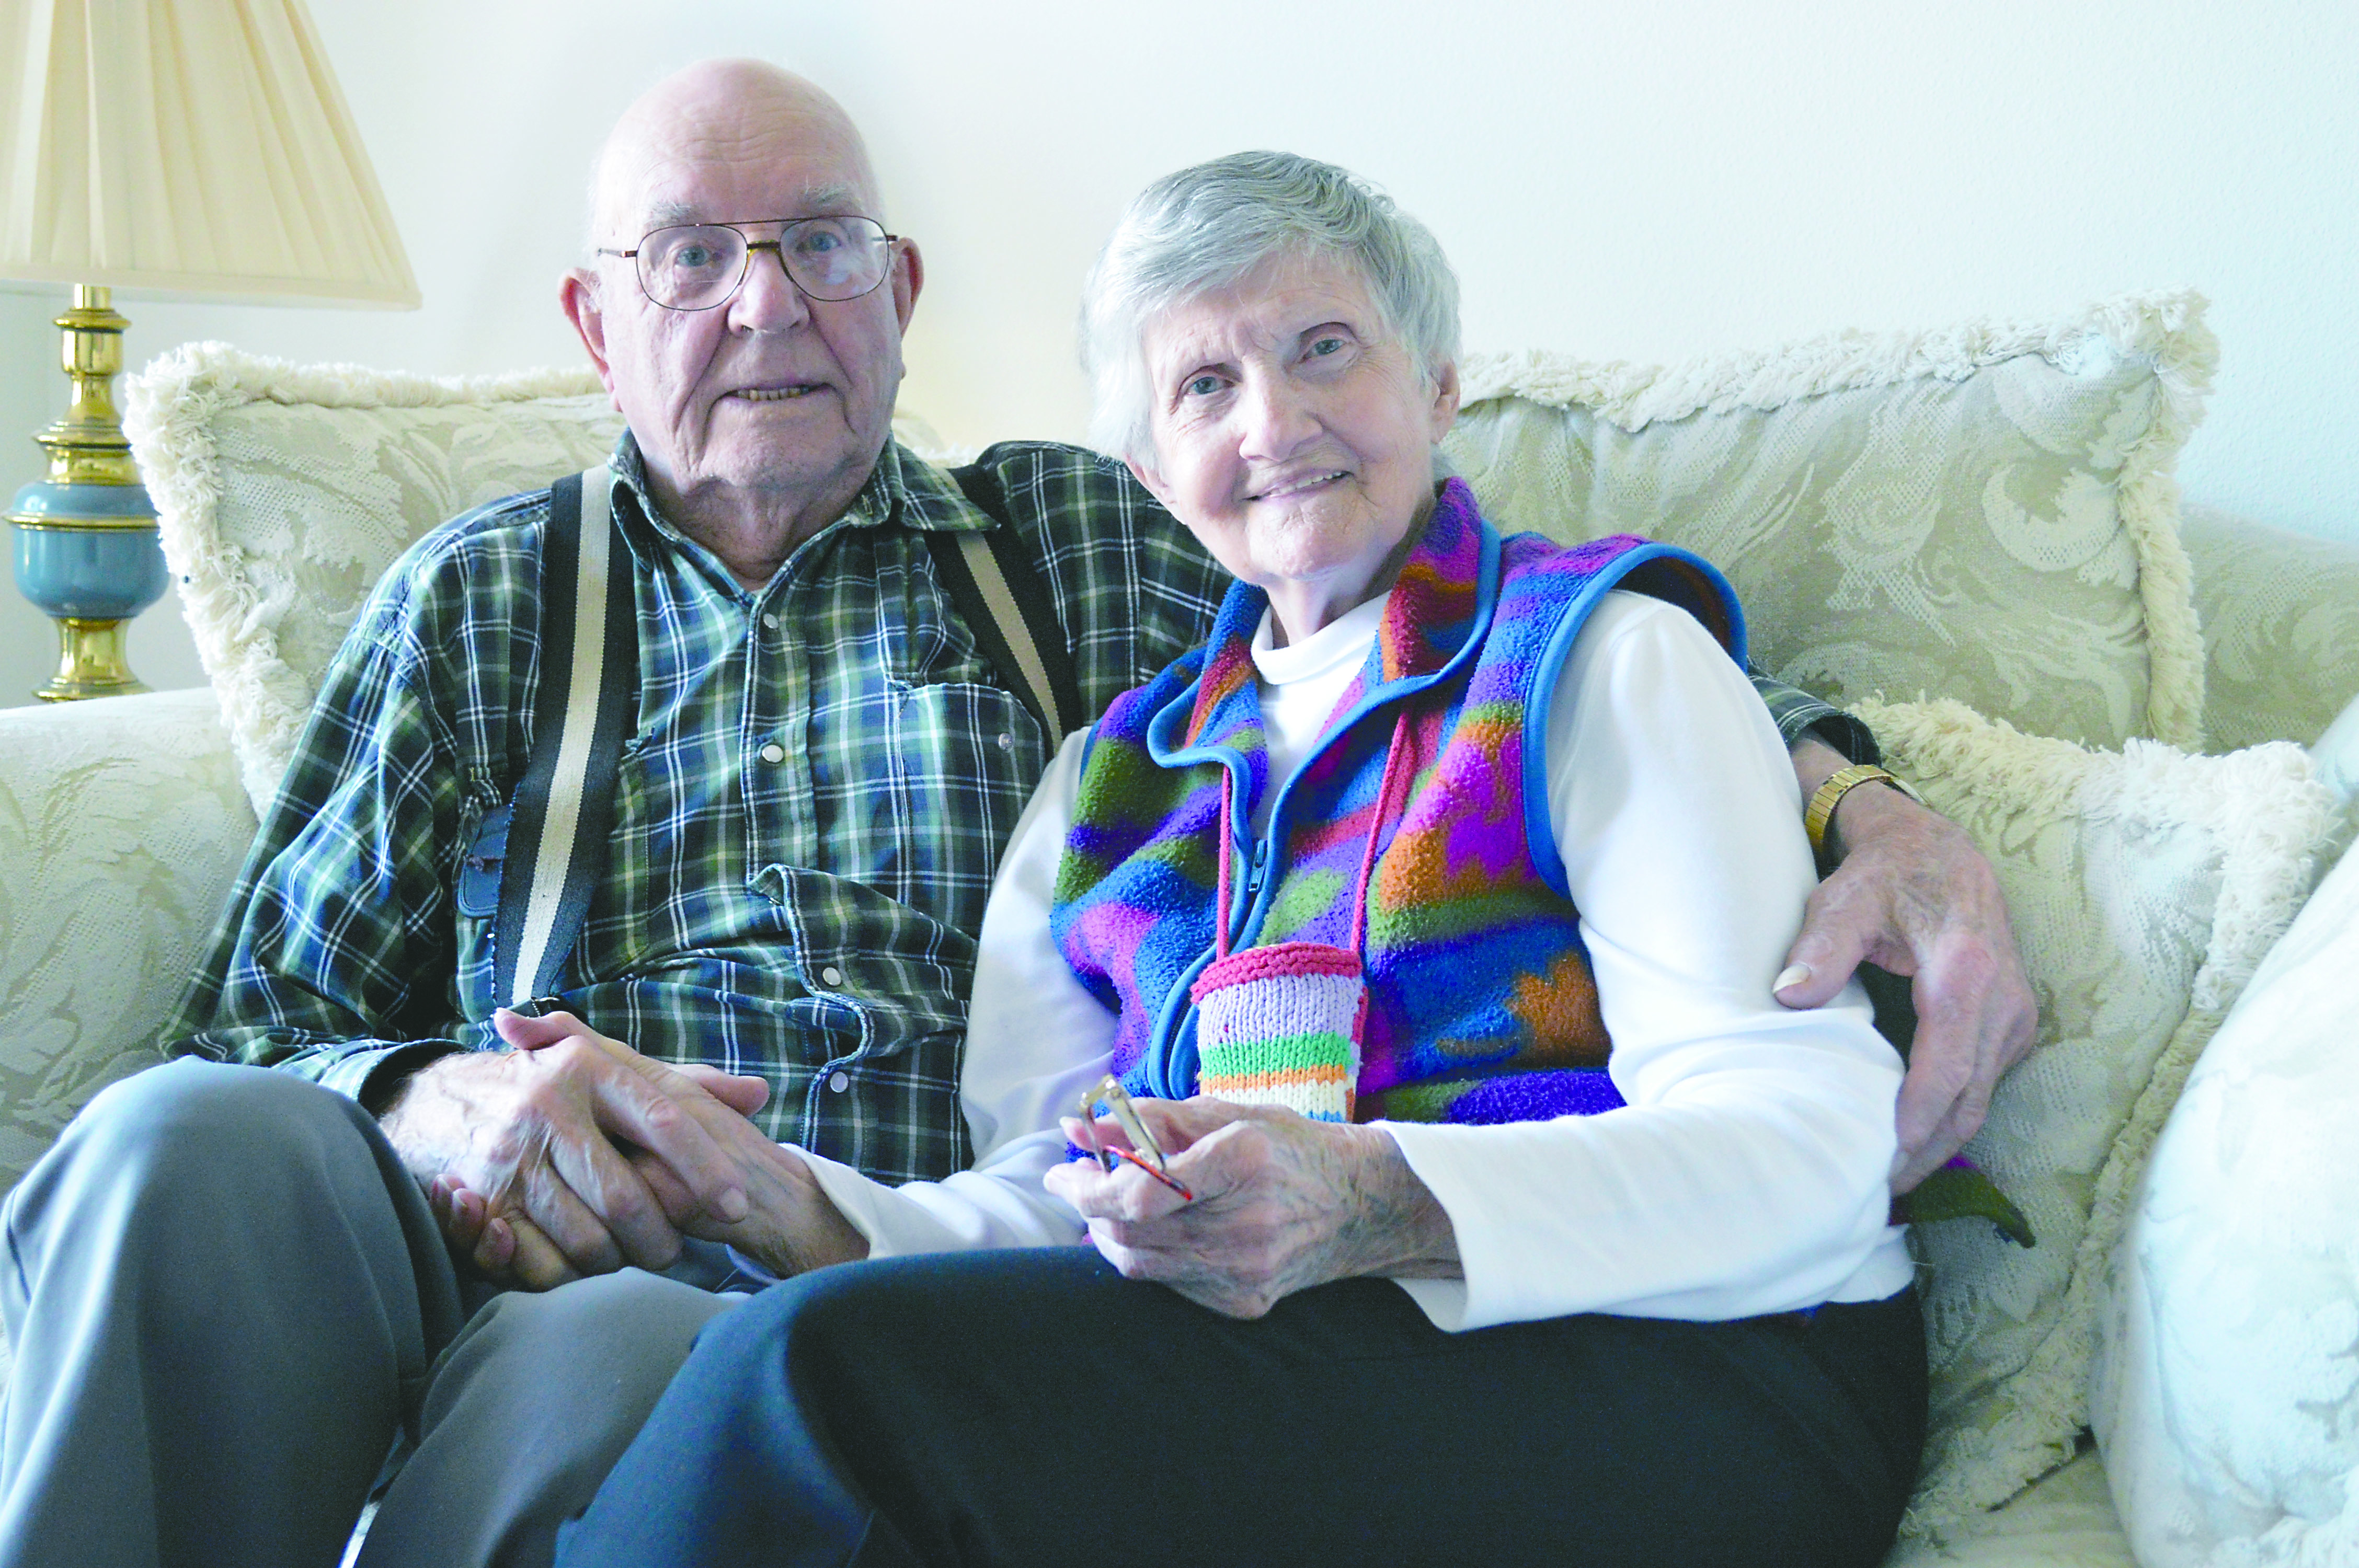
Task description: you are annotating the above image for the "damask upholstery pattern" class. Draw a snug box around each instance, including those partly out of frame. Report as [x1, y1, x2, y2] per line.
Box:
[1885, 1453, 2136, 1568]
[0, 689, 256, 1193]
[2182, 502, 2359, 752]
[2096, 835, 2359, 1565]
[1439, 291, 2215, 751]
[1852, 697, 2334, 1533]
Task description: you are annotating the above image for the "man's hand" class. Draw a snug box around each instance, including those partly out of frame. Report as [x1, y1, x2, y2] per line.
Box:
[428, 1012, 869, 1285]
[1041, 1098, 1458, 1318]
[381, 1011, 757, 1290]
[1776, 739, 2039, 1193]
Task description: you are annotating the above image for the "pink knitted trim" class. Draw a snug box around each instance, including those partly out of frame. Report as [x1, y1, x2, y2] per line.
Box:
[1190, 940, 1363, 1000]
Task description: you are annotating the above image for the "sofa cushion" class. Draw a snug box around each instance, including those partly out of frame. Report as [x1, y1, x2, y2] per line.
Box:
[1883, 1450, 2134, 1567]
[124, 348, 626, 814]
[2093, 835, 2359, 1565]
[1441, 291, 2216, 751]
[2181, 502, 2359, 752]
[124, 345, 972, 817]
[1850, 698, 2334, 1532]
[0, 688, 256, 1199]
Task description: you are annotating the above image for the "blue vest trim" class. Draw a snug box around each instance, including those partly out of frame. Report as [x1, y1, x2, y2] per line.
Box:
[1519, 541, 1750, 902]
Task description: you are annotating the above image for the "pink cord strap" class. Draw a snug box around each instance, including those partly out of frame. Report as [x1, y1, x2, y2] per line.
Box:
[1213, 777, 1235, 960]
[1213, 705, 1416, 961]
[1348, 709, 1414, 957]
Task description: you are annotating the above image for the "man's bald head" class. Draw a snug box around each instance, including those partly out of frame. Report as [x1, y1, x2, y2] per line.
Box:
[588, 60, 883, 250]
[562, 57, 922, 579]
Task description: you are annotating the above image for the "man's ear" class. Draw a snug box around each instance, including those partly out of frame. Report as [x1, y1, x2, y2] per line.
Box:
[1427, 358, 1462, 444]
[560, 269, 620, 406]
[1125, 453, 1171, 510]
[888, 238, 924, 333]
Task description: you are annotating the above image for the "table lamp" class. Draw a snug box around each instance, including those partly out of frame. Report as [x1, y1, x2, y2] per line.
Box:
[1, 0, 418, 701]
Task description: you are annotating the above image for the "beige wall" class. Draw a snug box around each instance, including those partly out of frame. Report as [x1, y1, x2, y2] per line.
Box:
[3, 0, 2353, 702]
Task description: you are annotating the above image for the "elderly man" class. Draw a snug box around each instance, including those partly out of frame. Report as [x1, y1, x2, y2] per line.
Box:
[0, 58, 2029, 1568]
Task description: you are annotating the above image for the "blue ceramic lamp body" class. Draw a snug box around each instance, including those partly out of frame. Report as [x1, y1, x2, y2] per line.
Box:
[9, 479, 168, 621]
[7, 286, 174, 699]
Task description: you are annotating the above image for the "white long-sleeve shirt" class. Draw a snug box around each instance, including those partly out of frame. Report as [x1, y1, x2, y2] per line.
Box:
[794, 590, 1915, 1331]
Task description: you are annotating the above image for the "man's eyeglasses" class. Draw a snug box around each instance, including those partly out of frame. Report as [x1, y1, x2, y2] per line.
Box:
[598, 216, 899, 312]
[1072, 1076, 1192, 1201]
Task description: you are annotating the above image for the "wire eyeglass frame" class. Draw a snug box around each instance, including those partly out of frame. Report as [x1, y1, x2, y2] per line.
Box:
[597, 215, 901, 312]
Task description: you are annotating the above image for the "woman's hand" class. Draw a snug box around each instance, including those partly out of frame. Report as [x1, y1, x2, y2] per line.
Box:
[1041, 1098, 1460, 1318]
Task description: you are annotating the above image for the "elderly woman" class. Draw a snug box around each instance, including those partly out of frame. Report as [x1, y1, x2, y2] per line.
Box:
[557, 153, 1925, 1568]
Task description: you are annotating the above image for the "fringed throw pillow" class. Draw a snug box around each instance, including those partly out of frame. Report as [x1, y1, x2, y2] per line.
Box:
[1851, 698, 2334, 1538]
[1442, 292, 2215, 751]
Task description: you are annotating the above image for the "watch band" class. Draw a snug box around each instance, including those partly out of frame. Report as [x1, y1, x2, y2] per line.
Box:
[1804, 763, 1920, 858]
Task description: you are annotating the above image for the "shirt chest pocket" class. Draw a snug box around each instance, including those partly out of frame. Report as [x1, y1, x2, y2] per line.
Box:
[766, 538, 1059, 921]
[869, 679, 1051, 931]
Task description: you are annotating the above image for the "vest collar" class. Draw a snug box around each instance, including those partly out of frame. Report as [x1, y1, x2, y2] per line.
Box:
[1144, 477, 1502, 818]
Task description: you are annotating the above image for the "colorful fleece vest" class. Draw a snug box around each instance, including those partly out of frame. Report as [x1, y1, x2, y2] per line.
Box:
[1049, 479, 1745, 1125]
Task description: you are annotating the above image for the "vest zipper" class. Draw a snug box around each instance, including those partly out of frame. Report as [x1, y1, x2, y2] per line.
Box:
[1240, 837, 1271, 944]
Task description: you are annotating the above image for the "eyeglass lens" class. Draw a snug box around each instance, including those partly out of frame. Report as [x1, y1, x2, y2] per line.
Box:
[636, 217, 891, 309]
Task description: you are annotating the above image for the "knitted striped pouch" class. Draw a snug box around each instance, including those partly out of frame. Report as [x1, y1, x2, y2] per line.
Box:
[1189, 710, 1414, 1123]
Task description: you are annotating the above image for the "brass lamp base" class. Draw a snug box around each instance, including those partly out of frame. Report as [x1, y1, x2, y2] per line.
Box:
[38, 616, 147, 701]
[7, 284, 169, 701]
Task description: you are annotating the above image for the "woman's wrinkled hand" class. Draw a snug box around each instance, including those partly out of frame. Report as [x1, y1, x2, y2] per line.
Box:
[1041, 1097, 1459, 1319]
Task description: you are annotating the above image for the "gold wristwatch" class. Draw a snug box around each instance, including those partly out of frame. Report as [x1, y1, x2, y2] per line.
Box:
[1804, 763, 1920, 859]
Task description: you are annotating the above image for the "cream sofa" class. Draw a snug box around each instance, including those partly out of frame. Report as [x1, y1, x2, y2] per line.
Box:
[4, 296, 2358, 1565]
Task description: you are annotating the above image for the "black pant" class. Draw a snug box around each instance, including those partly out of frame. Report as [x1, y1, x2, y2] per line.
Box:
[558, 1248, 1925, 1568]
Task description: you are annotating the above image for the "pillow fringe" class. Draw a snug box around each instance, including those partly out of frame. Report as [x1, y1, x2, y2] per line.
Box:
[123, 344, 614, 812]
[1855, 695, 2333, 1535]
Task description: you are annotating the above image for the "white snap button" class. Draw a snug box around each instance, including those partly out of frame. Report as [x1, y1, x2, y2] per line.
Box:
[821, 966, 843, 987]
[828, 1070, 850, 1092]
[996, 732, 1014, 751]
[761, 612, 780, 630]
[759, 743, 786, 764]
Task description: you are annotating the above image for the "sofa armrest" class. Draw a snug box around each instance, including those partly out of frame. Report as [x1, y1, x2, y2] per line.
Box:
[2183, 503, 2359, 752]
[0, 688, 257, 1196]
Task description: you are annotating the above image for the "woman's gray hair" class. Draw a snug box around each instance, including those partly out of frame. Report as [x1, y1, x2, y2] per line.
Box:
[1080, 152, 1460, 465]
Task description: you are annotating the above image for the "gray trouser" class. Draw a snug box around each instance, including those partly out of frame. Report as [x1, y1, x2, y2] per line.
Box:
[0, 1059, 741, 1568]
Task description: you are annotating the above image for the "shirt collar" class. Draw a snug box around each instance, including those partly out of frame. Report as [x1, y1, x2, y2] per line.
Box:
[890, 438, 1000, 535]
[600, 428, 925, 594]
[604, 425, 993, 542]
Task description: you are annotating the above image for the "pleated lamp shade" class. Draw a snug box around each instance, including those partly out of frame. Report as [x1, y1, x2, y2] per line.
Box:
[0, 0, 419, 307]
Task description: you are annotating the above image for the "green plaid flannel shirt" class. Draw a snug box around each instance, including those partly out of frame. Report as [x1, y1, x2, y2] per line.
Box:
[167, 434, 1870, 1184]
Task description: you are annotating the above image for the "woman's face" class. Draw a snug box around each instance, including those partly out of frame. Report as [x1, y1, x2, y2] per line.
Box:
[1126, 255, 1459, 636]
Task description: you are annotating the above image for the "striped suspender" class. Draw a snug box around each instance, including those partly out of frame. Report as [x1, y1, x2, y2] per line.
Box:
[490, 464, 638, 1012]
[488, 459, 1074, 1014]
[927, 462, 1084, 740]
